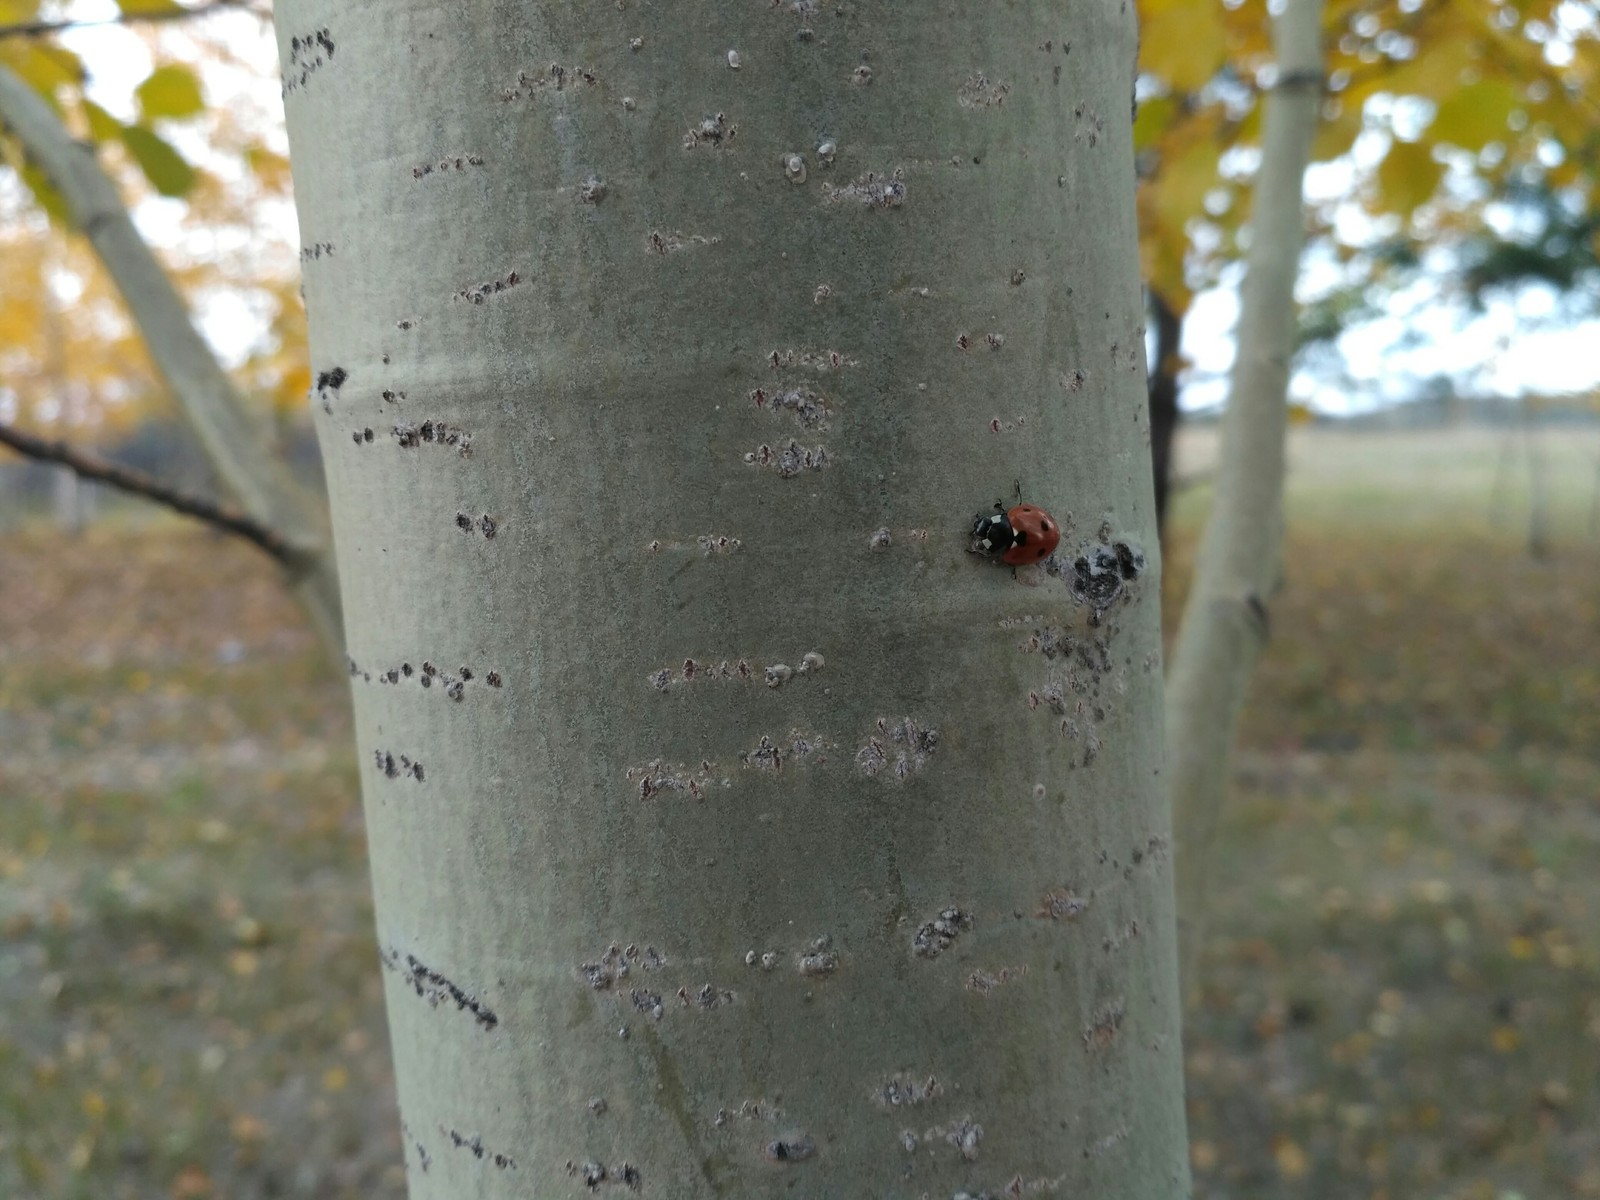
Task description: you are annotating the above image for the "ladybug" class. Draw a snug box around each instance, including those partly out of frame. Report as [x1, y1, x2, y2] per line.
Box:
[971, 501, 1061, 566]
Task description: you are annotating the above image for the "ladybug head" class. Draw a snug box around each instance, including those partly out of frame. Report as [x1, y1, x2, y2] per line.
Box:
[971, 504, 1015, 555]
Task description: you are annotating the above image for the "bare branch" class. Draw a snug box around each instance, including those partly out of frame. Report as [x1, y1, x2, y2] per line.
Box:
[0, 0, 269, 40]
[0, 421, 297, 564]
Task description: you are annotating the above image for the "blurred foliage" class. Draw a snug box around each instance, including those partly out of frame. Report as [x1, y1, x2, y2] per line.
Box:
[1135, 0, 1600, 324]
[1458, 180, 1600, 312]
[0, 201, 161, 437]
[0, 0, 308, 441]
[1298, 177, 1600, 364]
[1, 0, 1594, 442]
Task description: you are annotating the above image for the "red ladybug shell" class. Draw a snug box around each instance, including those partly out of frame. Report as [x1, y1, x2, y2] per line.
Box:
[1002, 504, 1060, 565]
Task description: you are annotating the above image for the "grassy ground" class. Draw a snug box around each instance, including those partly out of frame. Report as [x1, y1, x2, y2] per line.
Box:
[2, 424, 1598, 1198]
[1171, 425, 1600, 1199]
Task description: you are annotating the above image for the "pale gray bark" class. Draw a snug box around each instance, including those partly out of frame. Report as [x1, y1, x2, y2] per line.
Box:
[0, 64, 341, 649]
[1166, 0, 1324, 986]
[278, 3, 1187, 1195]
[51, 463, 91, 532]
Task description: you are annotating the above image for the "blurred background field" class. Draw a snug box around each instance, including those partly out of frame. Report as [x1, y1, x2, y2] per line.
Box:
[1, 422, 1597, 1199]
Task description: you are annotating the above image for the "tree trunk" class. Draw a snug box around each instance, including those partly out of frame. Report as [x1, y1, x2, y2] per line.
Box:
[1522, 399, 1550, 559]
[1165, 0, 1324, 988]
[278, 3, 1188, 1195]
[1147, 290, 1183, 539]
[51, 464, 89, 534]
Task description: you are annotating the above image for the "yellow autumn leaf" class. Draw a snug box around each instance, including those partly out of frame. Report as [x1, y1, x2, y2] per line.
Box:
[81, 98, 122, 142]
[1218, 1, 1272, 64]
[245, 144, 295, 192]
[119, 123, 199, 196]
[1381, 29, 1478, 99]
[1543, 156, 1580, 190]
[1140, 0, 1229, 92]
[1429, 78, 1519, 150]
[1374, 139, 1442, 220]
[1531, 94, 1595, 162]
[136, 63, 205, 121]
[1138, 207, 1192, 311]
[1134, 94, 1178, 153]
[1150, 119, 1223, 235]
[274, 362, 313, 415]
[18, 161, 70, 224]
[2, 41, 83, 99]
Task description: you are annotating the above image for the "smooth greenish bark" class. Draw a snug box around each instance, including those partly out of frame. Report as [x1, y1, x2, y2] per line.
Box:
[1167, 0, 1325, 989]
[278, 3, 1187, 1195]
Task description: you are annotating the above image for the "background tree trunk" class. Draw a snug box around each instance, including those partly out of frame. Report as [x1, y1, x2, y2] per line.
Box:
[278, 2, 1188, 1195]
[1165, 0, 1324, 988]
[1147, 290, 1184, 539]
[50, 464, 90, 533]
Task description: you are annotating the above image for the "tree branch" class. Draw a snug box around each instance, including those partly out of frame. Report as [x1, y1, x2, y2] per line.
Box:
[0, 0, 268, 40]
[0, 421, 296, 564]
[0, 62, 342, 652]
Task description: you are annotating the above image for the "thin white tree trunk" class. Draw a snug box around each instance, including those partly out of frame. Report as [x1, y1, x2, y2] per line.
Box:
[0, 65, 342, 648]
[1523, 400, 1550, 558]
[51, 464, 86, 533]
[278, 3, 1188, 1194]
[1166, 0, 1324, 987]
